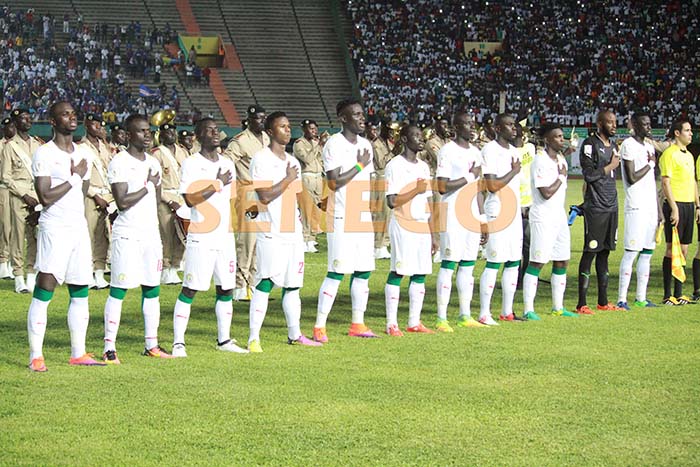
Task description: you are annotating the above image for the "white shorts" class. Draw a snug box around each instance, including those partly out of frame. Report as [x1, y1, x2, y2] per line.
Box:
[110, 234, 163, 289]
[624, 210, 657, 251]
[327, 231, 375, 274]
[529, 218, 571, 263]
[484, 215, 523, 263]
[35, 225, 93, 285]
[255, 238, 304, 288]
[389, 219, 432, 276]
[182, 238, 236, 291]
[440, 225, 481, 262]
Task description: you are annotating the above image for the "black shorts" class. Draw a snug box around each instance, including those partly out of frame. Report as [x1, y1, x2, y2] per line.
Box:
[583, 209, 617, 252]
[663, 201, 695, 245]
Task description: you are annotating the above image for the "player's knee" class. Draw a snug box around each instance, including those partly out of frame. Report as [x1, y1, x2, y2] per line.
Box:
[36, 272, 58, 292]
[386, 271, 402, 285]
[458, 260, 476, 268]
[440, 260, 457, 270]
[181, 287, 197, 300]
[326, 272, 344, 281]
[141, 285, 160, 299]
[256, 279, 274, 293]
[67, 284, 89, 298]
[352, 271, 371, 280]
[409, 274, 425, 284]
[504, 260, 520, 268]
[109, 287, 128, 300]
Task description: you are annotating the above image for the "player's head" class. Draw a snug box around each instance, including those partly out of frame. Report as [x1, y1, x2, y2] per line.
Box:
[494, 113, 516, 144]
[10, 107, 32, 132]
[400, 124, 425, 154]
[111, 123, 127, 146]
[336, 97, 365, 136]
[301, 119, 318, 140]
[125, 114, 152, 151]
[159, 123, 177, 145]
[178, 129, 193, 150]
[670, 119, 693, 147]
[246, 104, 266, 135]
[48, 101, 77, 135]
[596, 110, 617, 138]
[194, 118, 219, 151]
[434, 114, 450, 138]
[84, 113, 105, 139]
[265, 111, 291, 146]
[452, 110, 475, 142]
[2, 117, 16, 139]
[540, 122, 564, 153]
[630, 113, 651, 139]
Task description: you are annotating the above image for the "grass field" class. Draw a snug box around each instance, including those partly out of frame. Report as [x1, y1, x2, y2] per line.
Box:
[1, 179, 699, 466]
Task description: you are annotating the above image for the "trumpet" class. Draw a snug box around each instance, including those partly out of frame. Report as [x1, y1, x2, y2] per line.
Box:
[150, 109, 177, 146]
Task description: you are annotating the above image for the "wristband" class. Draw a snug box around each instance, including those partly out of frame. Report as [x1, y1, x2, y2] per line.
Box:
[68, 173, 82, 188]
[354, 162, 364, 172]
[557, 174, 566, 183]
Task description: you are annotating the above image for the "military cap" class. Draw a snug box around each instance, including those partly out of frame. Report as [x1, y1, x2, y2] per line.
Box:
[160, 123, 176, 131]
[301, 119, 317, 127]
[1, 117, 11, 126]
[178, 130, 191, 137]
[247, 104, 266, 116]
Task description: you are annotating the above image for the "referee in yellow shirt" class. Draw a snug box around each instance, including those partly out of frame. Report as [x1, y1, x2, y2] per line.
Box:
[660, 119, 698, 305]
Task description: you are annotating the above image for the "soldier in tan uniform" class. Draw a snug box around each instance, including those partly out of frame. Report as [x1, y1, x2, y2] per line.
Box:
[178, 129, 194, 155]
[293, 119, 324, 253]
[423, 114, 452, 262]
[81, 114, 113, 289]
[367, 117, 394, 259]
[151, 123, 189, 284]
[109, 123, 128, 156]
[223, 105, 269, 300]
[0, 109, 42, 293]
[0, 117, 17, 279]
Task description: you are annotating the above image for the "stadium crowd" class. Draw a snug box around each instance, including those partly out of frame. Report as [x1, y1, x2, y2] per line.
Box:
[346, 0, 700, 128]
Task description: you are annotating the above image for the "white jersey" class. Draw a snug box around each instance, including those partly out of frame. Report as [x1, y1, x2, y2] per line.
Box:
[32, 140, 91, 229]
[530, 150, 568, 223]
[436, 141, 482, 226]
[250, 148, 303, 243]
[179, 152, 236, 244]
[386, 154, 432, 224]
[481, 140, 521, 219]
[620, 137, 656, 212]
[322, 133, 375, 229]
[108, 150, 161, 239]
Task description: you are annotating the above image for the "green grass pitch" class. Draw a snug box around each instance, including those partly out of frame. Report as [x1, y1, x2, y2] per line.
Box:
[1, 179, 699, 466]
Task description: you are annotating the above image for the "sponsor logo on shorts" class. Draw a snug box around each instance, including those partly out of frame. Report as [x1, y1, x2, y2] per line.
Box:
[589, 240, 598, 249]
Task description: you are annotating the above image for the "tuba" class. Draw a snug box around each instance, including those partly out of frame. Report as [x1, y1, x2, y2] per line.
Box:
[150, 109, 177, 146]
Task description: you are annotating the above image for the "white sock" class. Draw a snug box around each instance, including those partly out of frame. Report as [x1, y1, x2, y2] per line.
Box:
[552, 271, 566, 311]
[172, 298, 191, 344]
[248, 288, 269, 342]
[142, 296, 160, 350]
[501, 265, 519, 317]
[67, 297, 90, 358]
[315, 277, 340, 328]
[408, 280, 425, 327]
[618, 250, 637, 303]
[385, 283, 400, 326]
[350, 277, 369, 324]
[103, 295, 123, 352]
[479, 266, 499, 319]
[636, 252, 652, 302]
[456, 265, 475, 318]
[523, 271, 539, 312]
[215, 298, 233, 343]
[28, 298, 49, 360]
[436, 267, 454, 320]
[283, 289, 302, 340]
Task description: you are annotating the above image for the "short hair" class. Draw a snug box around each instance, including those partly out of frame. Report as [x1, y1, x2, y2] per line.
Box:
[539, 122, 562, 138]
[596, 110, 614, 124]
[194, 117, 216, 137]
[48, 101, 71, 120]
[264, 111, 287, 131]
[399, 123, 418, 139]
[631, 112, 650, 125]
[336, 97, 361, 116]
[670, 118, 691, 137]
[125, 114, 148, 132]
[452, 110, 471, 126]
[494, 113, 512, 128]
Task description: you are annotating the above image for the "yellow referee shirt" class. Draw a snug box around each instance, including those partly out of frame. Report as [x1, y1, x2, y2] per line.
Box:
[660, 144, 695, 202]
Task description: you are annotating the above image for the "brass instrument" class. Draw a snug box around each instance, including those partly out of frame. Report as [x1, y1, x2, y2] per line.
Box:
[150, 109, 177, 146]
[569, 126, 580, 150]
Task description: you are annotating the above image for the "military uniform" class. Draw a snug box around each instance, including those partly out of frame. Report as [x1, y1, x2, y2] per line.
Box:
[223, 127, 270, 292]
[81, 135, 113, 273]
[151, 142, 189, 274]
[423, 133, 450, 176]
[0, 133, 42, 277]
[371, 136, 393, 251]
[0, 133, 13, 269]
[293, 135, 323, 244]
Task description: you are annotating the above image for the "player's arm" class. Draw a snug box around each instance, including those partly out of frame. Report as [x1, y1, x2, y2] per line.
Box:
[34, 158, 88, 207]
[622, 159, 651, 185]
[483, 158, 521, 193]
[326, 148, 371, 191]
[661, 176, 678, 226]
[695, 179, 700, 224]
[183, 167, 233, 207]
[437, 176, 468, 195]
[537, 163, 567, 200]
[111, 169, 160, 211]
[387, 178, 427, 209]
[255, 162, 298, 205]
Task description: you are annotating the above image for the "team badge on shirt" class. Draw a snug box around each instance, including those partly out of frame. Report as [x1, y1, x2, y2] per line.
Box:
[583, 145, 592, 158]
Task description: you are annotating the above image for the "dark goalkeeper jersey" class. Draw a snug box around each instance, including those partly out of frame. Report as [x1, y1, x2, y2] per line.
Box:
[580, 134, 618, 212]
